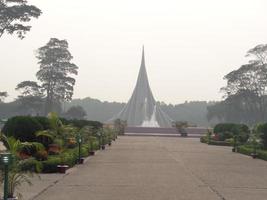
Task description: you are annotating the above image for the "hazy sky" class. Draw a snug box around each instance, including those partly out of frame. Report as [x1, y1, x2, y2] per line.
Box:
[1, 0, 267, 104]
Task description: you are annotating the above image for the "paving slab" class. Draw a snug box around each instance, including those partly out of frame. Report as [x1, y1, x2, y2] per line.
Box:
[7, 136, 267, 200]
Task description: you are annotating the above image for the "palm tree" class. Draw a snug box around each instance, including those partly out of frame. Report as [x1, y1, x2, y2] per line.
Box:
[0, 133, 41, 199]
[7, 169, 35, 199]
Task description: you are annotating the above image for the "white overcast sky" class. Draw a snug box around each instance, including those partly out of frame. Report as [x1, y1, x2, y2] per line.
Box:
[1, 0, 267, 104]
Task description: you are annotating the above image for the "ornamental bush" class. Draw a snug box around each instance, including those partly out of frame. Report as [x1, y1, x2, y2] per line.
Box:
[19, 158, 43, 173]
[213, 123, 249, 143]
[34, 116, 51, 130]
[42, 156, 61, 173]
[61, 119, 102, 130]
[256, 123, 267, 149]
[2, 116, 43, 142]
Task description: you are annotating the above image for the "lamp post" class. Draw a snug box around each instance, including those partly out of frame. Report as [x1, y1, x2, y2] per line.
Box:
[100, 129, 105, 150]
[76, 133, 82, 164]
[1, 152, 11, 200]
[96, 131, 101, 150]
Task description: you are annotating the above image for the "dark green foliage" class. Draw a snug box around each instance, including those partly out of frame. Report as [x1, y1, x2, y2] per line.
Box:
[256, 123, 267, 149]
[15, 81, 44, 115]
[62, 119, 102, 130]
[64, 106, 87, 120]
[208, 44, 267, 125]
[207, 140, 232, 146]
[214, 123, 249, 143]
[34, 117, 51, 130]
[114, 119, 126, 135]
[19, 158, 43, 173]
[42, 156, 61, 173]
[2, 116, 43, 142]
[200, 136, 231, 146]
[200, 136, 208, 143]
[36, 38, 78, 114]
[34, 150, 48, 161]
[20, 142, 45, 156]
[0, 0, 42, 39]
[42, 145, 91, 173]
[237, 145, 267, 161]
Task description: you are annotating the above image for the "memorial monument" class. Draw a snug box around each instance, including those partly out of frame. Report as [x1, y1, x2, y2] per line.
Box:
[110, 47, 173, 127]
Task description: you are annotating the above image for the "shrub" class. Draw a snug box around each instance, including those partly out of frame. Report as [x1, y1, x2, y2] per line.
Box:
[2, 116, 43, 142]
[35, 150, 48, 161]
[34, 116, 51, 130]
[61, 119, 102, 130]
[237, 145, 251, 156]
[48, 144, 61, 155]
[19, 158, 43, 173]
[208, 140, 232, 146]
[200, 136, 207, 143]
[257, 123, 267, 149]
[42, 156, 61, 173]
[213, 123, 249, 143]
[21, 142, 45, 156]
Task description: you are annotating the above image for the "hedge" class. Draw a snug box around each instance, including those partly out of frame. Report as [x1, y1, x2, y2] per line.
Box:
[237, 145, 267, 161]
[61, 119, 103, 130]
[19, 158, 43, 173]
[42, 145, 91, 173]
[2, 116, 43, 142]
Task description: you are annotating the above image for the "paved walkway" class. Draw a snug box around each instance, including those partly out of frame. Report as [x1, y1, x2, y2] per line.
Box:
[23, 137, 267, 199]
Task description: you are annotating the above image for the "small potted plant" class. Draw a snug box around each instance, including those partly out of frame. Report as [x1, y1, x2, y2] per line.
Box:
[48, 143, 61, 155]
[232, 135, 238, 152]
[6, 169, 36, 200]
[57, 154, 69, 174]
[250, 134, 258, 159]
[77, 157, 85, 164]
[88, 136, 95, 156]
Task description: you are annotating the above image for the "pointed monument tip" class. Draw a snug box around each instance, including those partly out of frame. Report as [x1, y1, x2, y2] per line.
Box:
[141, 45, 145, 65]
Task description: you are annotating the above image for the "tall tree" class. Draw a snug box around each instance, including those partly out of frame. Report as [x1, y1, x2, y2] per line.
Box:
[208, 44, 267, 125]
[15, 81, 44, 115]
[0, 0, 42, 39]
[64, 105, 87, 120]
[36, 38, 78, 115]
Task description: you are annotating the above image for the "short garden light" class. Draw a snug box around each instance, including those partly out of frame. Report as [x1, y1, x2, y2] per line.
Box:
[1, 152, 12, 200]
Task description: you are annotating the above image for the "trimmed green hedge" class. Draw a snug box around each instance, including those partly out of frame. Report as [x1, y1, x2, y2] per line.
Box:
[61, 119, 102, 130]
[208, 140, 232, 146]
[19, 158, 43, 173]
[2, 116, 43, 142]
[237, 145, 267, 161]
[214, 123, 249, 143]
[42, 156, 61, 173]
[41, 144, 92, 173]
[200, 136, 231, 146]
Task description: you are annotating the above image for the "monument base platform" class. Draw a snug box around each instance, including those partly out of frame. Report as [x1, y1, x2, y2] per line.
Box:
[125, 127, 208, 138]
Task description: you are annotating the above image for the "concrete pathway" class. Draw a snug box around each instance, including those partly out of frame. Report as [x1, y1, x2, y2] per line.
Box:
[22, 137, 267, 199]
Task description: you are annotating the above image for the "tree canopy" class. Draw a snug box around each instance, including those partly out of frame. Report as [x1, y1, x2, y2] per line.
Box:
[36, 38, 78, 114]
[0, 0, 42, 39]
[208, 44, 267, 125]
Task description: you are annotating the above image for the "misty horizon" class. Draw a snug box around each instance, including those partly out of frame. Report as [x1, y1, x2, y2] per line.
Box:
[1, 0, 267, 104]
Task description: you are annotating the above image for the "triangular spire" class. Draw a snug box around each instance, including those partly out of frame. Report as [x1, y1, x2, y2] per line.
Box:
[109, 46, 173, 127]
[141, 45, 145, 67]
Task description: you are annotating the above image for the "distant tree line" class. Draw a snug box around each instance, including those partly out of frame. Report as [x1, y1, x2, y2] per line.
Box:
[0, 97, 217, 126]
[208, 44, 267, 125]
[66, 98, 217, 127]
